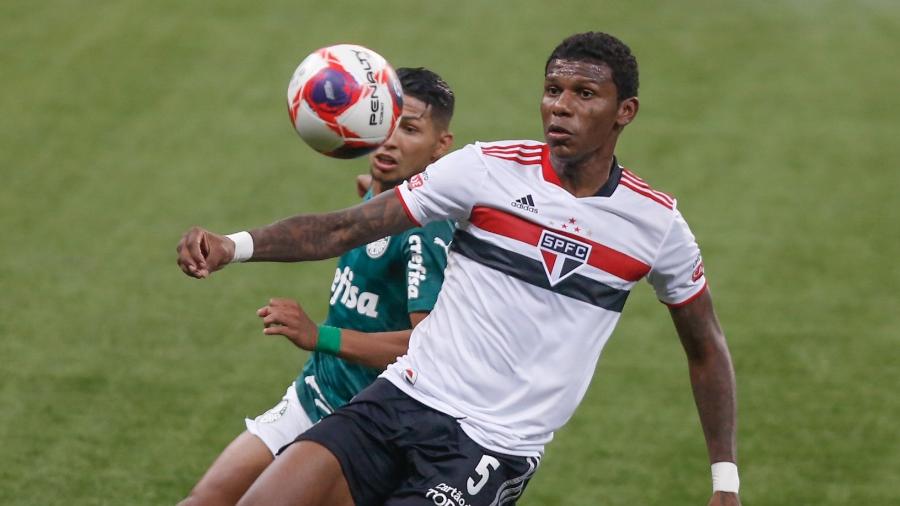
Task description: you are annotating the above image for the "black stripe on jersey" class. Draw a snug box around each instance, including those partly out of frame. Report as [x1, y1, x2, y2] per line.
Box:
[451, 230, 629, 312]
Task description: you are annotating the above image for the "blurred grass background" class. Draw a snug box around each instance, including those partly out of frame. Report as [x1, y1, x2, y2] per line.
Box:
[1, 0, 898, 504]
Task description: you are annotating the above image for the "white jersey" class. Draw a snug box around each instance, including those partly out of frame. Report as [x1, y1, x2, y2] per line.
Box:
[384, 141, 707, 456]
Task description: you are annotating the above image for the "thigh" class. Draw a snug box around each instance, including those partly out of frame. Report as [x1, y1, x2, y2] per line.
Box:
[294, 379, 410, 505]
[237, 440, 354, 506]
[386, 435, 541, 506]
[179, 431, 273, 506]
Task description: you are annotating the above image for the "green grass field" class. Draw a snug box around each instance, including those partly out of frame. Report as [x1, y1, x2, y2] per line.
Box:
[2, 1, 899, 504]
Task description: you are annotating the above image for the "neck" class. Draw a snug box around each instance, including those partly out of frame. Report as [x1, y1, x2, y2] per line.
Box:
[552, 148, 616, 198]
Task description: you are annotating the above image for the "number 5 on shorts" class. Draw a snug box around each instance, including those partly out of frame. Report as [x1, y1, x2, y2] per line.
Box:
[467, 455, 500, 495]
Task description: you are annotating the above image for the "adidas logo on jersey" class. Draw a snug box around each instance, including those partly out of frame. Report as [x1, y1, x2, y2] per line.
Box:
[511, 194, 538, 213]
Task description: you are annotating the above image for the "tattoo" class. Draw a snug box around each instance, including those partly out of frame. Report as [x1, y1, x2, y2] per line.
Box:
[248, 191, 414, 261]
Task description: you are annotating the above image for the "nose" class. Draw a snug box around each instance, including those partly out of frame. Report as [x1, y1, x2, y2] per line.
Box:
[550, 90, 574, 117]
[382, 127, 400, 149]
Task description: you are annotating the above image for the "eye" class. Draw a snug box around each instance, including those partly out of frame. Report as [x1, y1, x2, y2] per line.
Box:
[579, 89, 595, 99]
[403, 124, 419, 134]
[545, 85, 561, 96]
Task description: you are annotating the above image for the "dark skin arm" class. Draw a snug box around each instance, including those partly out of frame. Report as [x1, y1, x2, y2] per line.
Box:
[669, 288, 741, 506]
[176, 190, 413, 278]
[257, 298, 426, 370]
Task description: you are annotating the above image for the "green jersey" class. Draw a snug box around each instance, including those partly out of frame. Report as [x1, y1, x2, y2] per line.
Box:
[295, 191, 454, 423]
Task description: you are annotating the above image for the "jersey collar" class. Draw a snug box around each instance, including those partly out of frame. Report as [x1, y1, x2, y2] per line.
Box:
[541, 145, 622, 197]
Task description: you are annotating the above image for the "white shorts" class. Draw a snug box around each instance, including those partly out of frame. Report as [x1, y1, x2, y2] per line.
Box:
[244, 382, 316, 456]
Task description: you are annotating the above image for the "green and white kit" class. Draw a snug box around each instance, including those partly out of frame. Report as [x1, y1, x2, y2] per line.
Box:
[245, 190, 454, 453]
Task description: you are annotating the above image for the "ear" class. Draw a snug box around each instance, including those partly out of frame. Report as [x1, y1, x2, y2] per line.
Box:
[431, 131, 455, 161]
[616, 97, 639, 128]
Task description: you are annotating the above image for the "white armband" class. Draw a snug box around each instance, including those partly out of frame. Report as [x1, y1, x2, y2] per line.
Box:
[226, 231, 254, 263]
[711, 461, 739, 493]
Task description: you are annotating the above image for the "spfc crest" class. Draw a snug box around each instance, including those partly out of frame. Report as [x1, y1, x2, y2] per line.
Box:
[538, 230, 592, 286]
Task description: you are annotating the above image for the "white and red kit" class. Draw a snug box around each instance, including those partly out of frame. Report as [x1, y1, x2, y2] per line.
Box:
[386, 140, 708, 457]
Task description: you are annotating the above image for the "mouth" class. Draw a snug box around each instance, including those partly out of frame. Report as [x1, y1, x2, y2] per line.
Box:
[372, 153, 399, 172]
[546, 124, 573, 141]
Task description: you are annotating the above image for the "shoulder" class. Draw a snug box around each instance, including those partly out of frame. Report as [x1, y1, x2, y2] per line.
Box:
[616, 166, 677, 212]
[475, 140, 545, 166]
[435, 140, 545, 166]
[608, 164, 689, 250]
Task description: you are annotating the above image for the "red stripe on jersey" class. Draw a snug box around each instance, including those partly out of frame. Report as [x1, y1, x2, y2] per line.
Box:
[620, 180, 674, 209]
[481, 143, 544, 153]
[481, 149, 543, 157]
[481, 152, 542, 165]
[620, 172, 672, 199]
[481, 150, 542, 159]
[469, 206, 650, 281]
[481, 148, 542, 158]
[665, 281, 708, 308]
[394, 186, 422, 227]
[621, 170, 674, 205]
[481, 144, 543, 165]
[620, 175, 674, 205]
[540, 145, 563, 187]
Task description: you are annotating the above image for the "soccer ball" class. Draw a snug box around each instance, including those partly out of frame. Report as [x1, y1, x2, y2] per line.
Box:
[286, 44, 403, 159]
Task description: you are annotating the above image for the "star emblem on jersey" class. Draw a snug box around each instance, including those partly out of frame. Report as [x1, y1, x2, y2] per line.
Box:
[538, 230, 592, 286]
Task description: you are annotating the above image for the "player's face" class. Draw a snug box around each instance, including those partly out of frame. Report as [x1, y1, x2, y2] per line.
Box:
[541, 59, 638, 162]
[368, 96, 450, 190]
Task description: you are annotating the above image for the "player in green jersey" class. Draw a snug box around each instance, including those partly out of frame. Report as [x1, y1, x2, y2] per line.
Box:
[179, 67, 455, 506]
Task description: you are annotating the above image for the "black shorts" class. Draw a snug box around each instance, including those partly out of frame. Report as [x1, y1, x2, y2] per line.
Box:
[295, 379, 540, 506]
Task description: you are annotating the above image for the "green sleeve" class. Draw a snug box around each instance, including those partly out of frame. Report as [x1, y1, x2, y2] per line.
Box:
[402, 220, 454, 313]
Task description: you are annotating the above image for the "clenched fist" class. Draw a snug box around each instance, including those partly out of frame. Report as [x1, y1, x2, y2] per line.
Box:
[176, 227, 235, 278]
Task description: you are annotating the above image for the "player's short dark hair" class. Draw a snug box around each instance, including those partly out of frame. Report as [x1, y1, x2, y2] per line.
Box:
[396, 67, 455, 129]
[545, 32, 639, 101]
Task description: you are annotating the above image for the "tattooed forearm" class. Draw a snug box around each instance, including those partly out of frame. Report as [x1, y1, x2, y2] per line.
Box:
[670, 290, 738, 464]
[247, 191, 414, 261]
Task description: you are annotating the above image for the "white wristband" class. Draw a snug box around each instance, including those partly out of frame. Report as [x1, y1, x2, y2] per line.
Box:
[226, 231, 254, 263]
[711, 462, 739, 493]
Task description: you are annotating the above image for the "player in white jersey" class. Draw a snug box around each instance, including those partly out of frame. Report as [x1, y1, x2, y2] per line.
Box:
[177, 32, 740, 506]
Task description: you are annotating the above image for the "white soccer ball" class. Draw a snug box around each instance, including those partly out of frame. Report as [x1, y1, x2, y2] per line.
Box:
[286, 44, 404, 158]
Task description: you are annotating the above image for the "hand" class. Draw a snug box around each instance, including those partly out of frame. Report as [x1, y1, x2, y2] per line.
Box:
[707, 492, 740, 506]
[257, 298, 318, 350]
[176, 227, 235, 278]
[356, 174, 373, 197]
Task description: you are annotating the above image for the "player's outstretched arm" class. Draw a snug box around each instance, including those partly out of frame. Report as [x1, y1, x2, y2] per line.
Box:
[706, 491, 741, 506]
[257, 299, 423, 370]
[176, 190, 415, 278]
[668, 289, 741, 506]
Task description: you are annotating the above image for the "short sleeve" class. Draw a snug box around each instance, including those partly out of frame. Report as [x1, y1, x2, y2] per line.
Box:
[402, 220, 454, 313]
[394, 145, 486, 226]
[646, 208, 708, 307]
